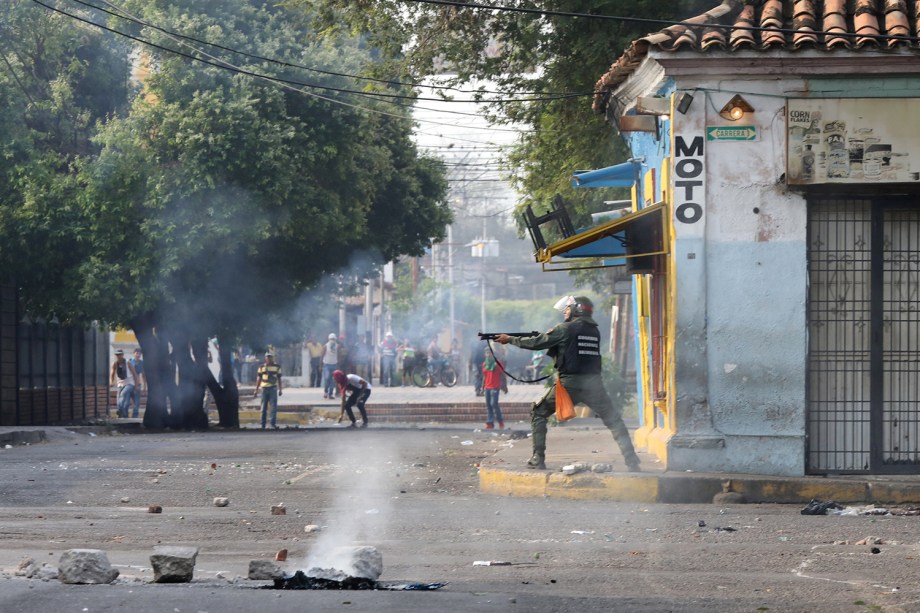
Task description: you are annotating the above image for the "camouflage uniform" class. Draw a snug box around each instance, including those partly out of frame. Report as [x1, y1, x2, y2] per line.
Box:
[509, 315, 639, 471]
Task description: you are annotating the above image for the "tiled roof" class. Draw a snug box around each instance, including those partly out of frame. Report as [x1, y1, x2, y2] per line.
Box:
[594, 0, 920, 112]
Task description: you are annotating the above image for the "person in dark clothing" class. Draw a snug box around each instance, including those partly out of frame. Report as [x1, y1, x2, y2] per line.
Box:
[496, 295, 640, 472]
[469, 342, 486, 396]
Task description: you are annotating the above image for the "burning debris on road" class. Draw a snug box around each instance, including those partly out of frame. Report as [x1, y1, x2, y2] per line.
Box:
[271, 569, 446, 591]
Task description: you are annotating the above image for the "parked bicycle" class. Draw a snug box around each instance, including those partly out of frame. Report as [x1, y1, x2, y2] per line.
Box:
[410, 356, 458, 388]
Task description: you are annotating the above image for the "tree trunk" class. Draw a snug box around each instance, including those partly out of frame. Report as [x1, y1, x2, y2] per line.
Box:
[131, 316, 239, 431]
[132, 315, 171, 430]
[208, 342, 240, 428]
[173, 335, 208, 430]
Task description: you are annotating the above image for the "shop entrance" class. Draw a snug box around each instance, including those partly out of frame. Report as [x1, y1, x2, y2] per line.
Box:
[807, 197, 920, 473]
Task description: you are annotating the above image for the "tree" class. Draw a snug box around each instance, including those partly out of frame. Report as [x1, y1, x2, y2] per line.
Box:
[297, 1, 711, 267]
[0, 0, 451, 429]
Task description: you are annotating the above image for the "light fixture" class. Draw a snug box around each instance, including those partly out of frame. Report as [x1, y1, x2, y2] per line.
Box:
[676, 92, 693, 115]
[719, 94, 754, 121]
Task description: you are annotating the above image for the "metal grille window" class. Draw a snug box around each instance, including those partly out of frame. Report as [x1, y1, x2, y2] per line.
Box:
[808, 197, 920, 474]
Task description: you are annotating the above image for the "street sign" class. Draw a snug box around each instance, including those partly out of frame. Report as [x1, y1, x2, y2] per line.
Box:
[706, 126, 757, 141]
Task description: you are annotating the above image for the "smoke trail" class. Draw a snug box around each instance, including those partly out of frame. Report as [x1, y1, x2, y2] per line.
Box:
[301, 436, 399, 575]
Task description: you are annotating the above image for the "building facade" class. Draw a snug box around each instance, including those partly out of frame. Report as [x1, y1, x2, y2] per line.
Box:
[564, 0, 920, 476]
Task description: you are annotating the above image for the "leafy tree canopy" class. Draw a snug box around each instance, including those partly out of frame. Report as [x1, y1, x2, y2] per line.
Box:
[0, 0, 454, 427]
[294, 0, 711, 291]
[1, 0, 452, 341]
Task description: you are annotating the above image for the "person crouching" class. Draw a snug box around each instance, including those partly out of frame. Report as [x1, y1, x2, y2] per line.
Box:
[332, 370, 371, 428]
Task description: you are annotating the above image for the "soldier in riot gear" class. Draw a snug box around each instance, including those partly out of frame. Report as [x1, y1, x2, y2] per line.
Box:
[496, 295, 640, 471]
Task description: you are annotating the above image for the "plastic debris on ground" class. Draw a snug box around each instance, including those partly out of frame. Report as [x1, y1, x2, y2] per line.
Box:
[800, 499, 844, 515]
[473, 560, 512, 566]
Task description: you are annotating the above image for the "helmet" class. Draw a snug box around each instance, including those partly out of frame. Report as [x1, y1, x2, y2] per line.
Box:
[553, 295, 594, 317]
[328, 333, 337, 340]
[332, 370, 346, 384]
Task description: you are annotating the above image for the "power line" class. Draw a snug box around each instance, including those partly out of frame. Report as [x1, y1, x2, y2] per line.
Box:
[69, 0, 595, 103]
[28, 0, 524, 132]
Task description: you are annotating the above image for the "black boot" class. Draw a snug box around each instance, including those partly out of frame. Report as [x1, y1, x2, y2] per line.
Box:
[526, 453, 546, 470]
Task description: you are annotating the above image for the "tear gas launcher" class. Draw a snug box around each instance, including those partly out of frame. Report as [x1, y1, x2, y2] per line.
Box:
[477, 331, 540, 341]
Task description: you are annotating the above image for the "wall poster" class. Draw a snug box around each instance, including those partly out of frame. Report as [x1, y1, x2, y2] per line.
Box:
[787, 98, 920, 185]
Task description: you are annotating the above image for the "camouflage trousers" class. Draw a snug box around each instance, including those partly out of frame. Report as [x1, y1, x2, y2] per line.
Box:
[530, 373, 639, 468]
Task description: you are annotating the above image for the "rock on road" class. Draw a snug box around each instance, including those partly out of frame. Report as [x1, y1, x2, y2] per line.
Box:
[1, 427, 919, 612]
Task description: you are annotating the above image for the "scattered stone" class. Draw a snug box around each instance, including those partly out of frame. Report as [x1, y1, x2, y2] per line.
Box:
[271, 505, 286, 516]
[14, 557, 36, 577]
[120, 497, 130, 503]
[34, 564, 59, 581]
[591, 463, 613, 473]
[213, 497, 229, 507]
[713, 490, 746, 505]
[713, 480, 746, 505]
[148, 504, 162, 514]
[275, 549, 288, 562]
[307, 546, 383, 581]
[304, 525, 320, 533]
[150, 546, 199, 583]
[58, 549, 119, 584]
[561, 463, 588, 476]
[248, 560, 284, 580]
[856, 536, 883, 546]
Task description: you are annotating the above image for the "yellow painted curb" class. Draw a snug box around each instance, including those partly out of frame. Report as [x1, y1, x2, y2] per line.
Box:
[479, 466, 659, 502]
[479, 466, 548, 497]
[737, 479, 866, 503]
[546, 472, 658, 502]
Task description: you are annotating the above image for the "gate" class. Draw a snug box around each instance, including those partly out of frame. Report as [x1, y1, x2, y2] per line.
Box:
[807, 197, 920, 473]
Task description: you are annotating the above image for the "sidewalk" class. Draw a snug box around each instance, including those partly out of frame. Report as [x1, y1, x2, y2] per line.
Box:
[7, 382, 920, 505]
[479, 421, 920, 506]
[239, 382, 540, 410]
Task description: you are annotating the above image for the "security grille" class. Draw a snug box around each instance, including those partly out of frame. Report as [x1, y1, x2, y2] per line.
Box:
[807, 197, 920, 473]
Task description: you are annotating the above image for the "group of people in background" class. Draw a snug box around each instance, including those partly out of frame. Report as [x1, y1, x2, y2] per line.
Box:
[304, 333, 466, 391]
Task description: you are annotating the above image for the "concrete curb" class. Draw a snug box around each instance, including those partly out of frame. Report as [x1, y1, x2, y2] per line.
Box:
[479, 466, 920, 505]
[0, 430, 47, 446]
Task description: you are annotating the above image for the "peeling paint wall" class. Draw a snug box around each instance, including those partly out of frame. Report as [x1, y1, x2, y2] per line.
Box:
[618, 68, 920, 476]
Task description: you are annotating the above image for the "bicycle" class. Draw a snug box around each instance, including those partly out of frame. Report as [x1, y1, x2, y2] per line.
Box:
[411, 356, 458, 388]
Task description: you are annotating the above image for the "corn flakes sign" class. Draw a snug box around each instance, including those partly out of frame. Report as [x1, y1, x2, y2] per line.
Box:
[787, 98, 920, 185]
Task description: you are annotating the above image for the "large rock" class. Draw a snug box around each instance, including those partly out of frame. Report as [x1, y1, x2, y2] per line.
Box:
[248, 560, 284, 580]
[150, 546, 199, 583]
[58, 549, 119, 584]
[308, 546, 383, 581]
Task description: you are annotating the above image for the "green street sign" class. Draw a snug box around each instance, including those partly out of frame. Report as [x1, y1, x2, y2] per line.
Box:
[706, 126, 757, 141]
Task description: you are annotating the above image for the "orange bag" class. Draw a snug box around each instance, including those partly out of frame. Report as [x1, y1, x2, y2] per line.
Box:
[555, 379, 576, 422]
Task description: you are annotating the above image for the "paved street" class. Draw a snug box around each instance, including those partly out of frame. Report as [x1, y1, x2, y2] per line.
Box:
[3, 427, 920, 612]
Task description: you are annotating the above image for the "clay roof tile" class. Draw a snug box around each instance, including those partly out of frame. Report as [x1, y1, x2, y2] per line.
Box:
[729, 4, 757, 48]
[592, 0, 920, 113]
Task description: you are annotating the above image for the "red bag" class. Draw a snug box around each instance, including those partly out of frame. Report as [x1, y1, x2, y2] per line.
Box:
[555, 379, 576, 422]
